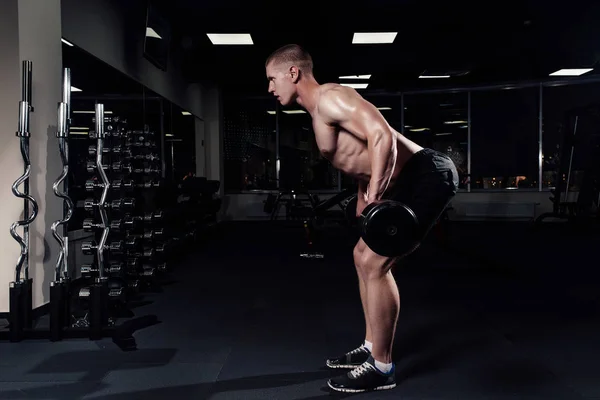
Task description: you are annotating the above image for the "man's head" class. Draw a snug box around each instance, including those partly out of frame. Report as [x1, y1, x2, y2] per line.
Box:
[265, 44, 313, 106]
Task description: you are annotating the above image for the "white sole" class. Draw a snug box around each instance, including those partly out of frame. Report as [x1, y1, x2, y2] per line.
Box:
[325, 362, 358, 369]
[327, 381, 397, 393]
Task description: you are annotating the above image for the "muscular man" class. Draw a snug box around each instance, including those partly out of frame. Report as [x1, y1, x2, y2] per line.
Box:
[266, 44, 458, 393]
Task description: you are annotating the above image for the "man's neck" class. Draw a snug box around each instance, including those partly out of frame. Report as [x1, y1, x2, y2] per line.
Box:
[295, 77, 320, 115]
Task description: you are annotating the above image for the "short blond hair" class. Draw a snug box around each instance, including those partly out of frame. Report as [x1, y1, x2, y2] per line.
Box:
[265, 44, 313, 76]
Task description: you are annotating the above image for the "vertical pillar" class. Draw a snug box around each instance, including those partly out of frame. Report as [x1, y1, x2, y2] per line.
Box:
[203, 85, 223, 195]
[195, 118, 206, 177]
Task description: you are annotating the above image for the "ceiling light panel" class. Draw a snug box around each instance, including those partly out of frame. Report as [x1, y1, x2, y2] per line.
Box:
[419, 75, 450, 79]
[207, 33, 253, 45]
[339, 75, 372, 79]
[352, 32, 397, 44]
[549, 68, 593, 76]
[340, 83, 369, 89]
[146, 28, 162, 39]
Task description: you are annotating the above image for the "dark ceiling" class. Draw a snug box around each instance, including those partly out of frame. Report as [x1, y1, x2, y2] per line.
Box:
[151, 0, 600, 96]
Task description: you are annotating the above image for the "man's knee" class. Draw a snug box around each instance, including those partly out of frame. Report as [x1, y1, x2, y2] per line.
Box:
[354, 240, 396, 278]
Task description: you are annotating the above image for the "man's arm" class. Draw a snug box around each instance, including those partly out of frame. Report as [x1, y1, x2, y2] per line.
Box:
[356, 180, 368, 217]
[318, 87, 396, 203]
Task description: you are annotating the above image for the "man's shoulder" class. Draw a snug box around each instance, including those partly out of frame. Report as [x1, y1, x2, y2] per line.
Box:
[316, 83, 364, 119]
[316, 86, 345, 121]
[319, 83, 347, 98]
[316, 84, 351, 110]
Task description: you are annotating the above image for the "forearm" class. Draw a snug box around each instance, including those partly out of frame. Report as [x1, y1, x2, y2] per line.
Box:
[356, 180, 368, 216]
[367, 129, 395, 201]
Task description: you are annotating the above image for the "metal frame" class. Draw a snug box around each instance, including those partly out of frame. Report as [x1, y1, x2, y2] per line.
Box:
[275, 100, 280, 189]
[467, 91, 472, 192]
[538, 84, 543, 191]
[400, 93, 405, 132]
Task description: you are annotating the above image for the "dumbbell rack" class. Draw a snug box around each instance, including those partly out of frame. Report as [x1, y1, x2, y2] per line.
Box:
[75, 106, 167, 330]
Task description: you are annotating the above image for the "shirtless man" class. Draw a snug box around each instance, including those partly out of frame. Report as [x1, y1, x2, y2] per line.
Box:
[265, 44, 458, 393]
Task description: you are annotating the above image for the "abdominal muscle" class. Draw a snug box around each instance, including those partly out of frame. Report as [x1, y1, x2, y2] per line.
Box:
[326, 129, 422, 187]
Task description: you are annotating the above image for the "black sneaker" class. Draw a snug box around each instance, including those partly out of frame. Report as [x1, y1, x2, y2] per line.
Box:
[325, 346, 370, 369]
[327, 356, 396, 393]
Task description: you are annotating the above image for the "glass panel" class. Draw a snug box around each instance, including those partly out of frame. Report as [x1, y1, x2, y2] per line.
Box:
[164, 101, 196, 181]
[542, 82, 600, 191]
[470, 87, 539, 190]
[403, 92, 469, 190]
[278, 105, 337, 191]
[223, 96, 277, 191]
[64, 52, 147, 229]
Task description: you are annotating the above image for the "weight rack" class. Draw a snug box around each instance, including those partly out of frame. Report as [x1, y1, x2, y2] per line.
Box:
[1, 64, 159, 346]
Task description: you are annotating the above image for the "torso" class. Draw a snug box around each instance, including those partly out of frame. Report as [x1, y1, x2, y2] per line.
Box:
[311, 85, 423, 189]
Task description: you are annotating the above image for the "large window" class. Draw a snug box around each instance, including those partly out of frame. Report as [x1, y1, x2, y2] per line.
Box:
[222, 80, 600, 194]
[542, 82, 600, 190]
[403, 92, 469, 190]
[470, 87, 540, 190]
[223, 97, 277, 191]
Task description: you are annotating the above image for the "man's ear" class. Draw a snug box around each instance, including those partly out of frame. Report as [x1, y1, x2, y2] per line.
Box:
[289, 65, 300, 83]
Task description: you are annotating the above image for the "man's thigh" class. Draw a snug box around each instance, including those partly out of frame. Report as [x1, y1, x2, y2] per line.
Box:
[388, 153, 458, 241]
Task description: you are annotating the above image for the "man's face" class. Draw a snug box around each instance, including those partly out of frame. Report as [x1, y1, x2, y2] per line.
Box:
[266, 62, 297, 106]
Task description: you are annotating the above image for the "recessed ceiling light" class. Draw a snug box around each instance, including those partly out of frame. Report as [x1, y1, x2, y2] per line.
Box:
[340, 83, 369, 89]
[266, 110, 307, 115]
[61, 38, 73, 47]
[409, 128, 430, 132]
[352, 32, 397, 44]
[71, 86, 82, 92]
[549, 68, 593, 76]
[419, 75, 450, 79]
[182, 111, 192, 116]
[377, 107, 392, 111]
[73, 110, 113, 114]
[206, 33, 253, 45]
[339, 75, 372, 79]
[444, 120, 468, 124]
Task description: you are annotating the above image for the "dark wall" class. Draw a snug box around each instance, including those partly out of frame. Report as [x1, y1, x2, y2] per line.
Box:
[61, 0, 204, 118]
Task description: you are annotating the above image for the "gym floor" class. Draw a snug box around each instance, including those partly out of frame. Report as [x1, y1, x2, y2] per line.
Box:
[0, 220, 598, 399]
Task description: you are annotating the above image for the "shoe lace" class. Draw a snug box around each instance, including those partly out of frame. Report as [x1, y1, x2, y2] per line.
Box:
[350, 362, 373, 378]
[348, 346, 365, 355]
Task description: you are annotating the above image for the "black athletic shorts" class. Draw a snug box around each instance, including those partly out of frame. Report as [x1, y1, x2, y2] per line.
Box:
[382, 148, 459, 241]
